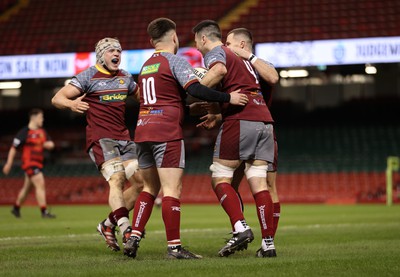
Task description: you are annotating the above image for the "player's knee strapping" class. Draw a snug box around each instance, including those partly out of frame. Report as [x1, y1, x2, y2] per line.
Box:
[101, 159, 124, 181]
[244, 163, 268, 179]
[124, 159, 138, 180]
[209, 162, 235, 178]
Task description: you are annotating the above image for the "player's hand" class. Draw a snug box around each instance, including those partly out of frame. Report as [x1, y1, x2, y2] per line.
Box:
[188, 101, 208, 116]
[196, 113, 222, 130]
[203, 102, 221, 115]
[229, 89, 248, 106]
[2, 163, 11, 175]
[230, 46, 252, 60]
[43, 141, 55, 150]
[71, 94, 89, 113]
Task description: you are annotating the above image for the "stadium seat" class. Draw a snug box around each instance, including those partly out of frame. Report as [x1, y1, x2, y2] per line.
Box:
[1, 0, 399, 54]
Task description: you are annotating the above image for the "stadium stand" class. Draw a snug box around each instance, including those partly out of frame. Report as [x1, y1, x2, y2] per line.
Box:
[0, 0, 242, 55]
[226, 0, 400, 43]
[1, 0, 400, 55]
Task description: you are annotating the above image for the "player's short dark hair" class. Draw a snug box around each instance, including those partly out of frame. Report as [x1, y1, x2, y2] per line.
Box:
[227, 28, 253, 44]
[192, 20, 221, 41]
[29, 108, 43, 118]
[147, 18, 176, 41]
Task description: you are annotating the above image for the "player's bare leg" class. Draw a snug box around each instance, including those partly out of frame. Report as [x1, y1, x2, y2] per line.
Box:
[107, 170, 130, 231]
[124, 172, 144, 211]
[108, 173, 127, 210]
[97, 159, 143, 251]
[16, 175, 33, 206]
[31, 172, 55, 218]
[97, 179, 143, 252]
[11, 175, 32, 218]
[31, 172, 46, 207]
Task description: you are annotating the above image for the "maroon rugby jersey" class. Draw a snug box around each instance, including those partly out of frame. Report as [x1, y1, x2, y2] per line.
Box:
[12, 127, 50, 170]
[70, 65, 138, 151]
[204, 45, 273, 123]
[135, 51, 198, 143]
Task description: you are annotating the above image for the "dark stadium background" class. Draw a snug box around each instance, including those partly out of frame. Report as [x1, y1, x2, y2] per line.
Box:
[0, 0, 399, 205]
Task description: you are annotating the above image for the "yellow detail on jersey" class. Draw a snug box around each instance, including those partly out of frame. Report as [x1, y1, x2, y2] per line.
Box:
[141, 63, 161, 75]
[100, 93, 127, 102]
[95, 64, 112, 75]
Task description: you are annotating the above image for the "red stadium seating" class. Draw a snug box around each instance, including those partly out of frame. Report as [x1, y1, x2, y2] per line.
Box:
[0, 0, 242, 55]
[1, 172, 398, 205]
[227, 0, 400, 43]
[1, 0, 399, 55]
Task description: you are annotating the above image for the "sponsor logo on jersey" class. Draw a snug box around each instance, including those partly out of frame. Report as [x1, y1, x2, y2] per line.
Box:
[250, 91, 262, 96]
[137, 118, 151, 126]
[253, 98, 266, 106]
[139, 107, 163, 116]
[149, 109, 163, 115]
[141, 63, 161, 75]
[99, 93, 127, 102]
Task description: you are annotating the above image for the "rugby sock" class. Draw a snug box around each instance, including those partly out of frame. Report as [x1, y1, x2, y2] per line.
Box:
[40, 206, 47, 214]
[273, 202, 281, 237]
[105, 211, 117, 227]
[214, 182, 244, 229]
[234, 219, 249, 232]
[131, 191, 155, 238]
[113, 207, 130, 234]
[254, 190, 274, 237]
[162, 196, 181, 248]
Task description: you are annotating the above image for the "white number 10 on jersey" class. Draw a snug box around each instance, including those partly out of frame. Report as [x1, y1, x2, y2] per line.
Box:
[142, 77, 157, 105]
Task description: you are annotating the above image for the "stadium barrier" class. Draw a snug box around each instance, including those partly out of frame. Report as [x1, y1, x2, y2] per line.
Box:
[1, 172, 399, 205]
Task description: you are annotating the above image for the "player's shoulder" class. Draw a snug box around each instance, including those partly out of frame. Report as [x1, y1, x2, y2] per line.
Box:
[17, 126, 29, 134]
[210, 45, 225, 54]
[74, 65, 97, 79]
[159, 51, 176, 62]
[14, 126, 29, 140]
[119, 68, 131, 77]
[206, 45, 226, 61]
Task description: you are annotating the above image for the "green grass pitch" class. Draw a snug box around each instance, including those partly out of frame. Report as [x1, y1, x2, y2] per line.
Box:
[1, 204, 399, 276]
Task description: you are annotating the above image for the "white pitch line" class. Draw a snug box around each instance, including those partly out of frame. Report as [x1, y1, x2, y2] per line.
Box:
[0, 223, 398, 242]
[0, 228, 222, 242]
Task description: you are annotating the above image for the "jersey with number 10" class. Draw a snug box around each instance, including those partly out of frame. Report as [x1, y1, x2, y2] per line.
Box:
[135, 51, 198, 143]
